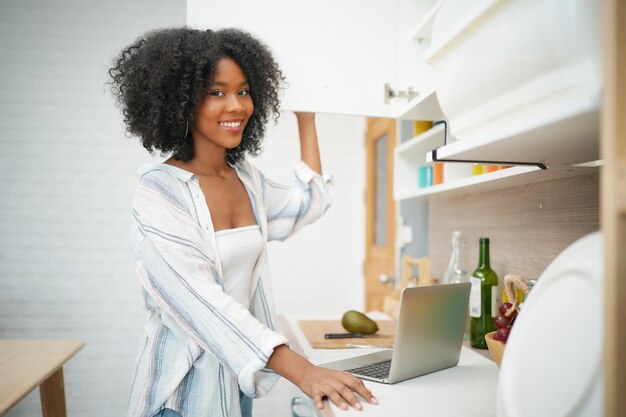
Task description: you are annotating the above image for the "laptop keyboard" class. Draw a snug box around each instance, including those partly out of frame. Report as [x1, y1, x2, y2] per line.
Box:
[347, 360, 391, 380]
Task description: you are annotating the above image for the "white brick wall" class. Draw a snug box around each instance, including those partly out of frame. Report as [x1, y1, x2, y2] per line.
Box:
[0, 2, 186, 415]
[0, 1, 366, 415]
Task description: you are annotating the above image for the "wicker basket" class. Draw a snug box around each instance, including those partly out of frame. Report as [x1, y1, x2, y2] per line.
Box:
[485, 331, 505, 367]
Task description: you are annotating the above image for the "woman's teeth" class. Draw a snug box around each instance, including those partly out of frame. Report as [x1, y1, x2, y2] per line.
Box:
[220, 121, 241, 128]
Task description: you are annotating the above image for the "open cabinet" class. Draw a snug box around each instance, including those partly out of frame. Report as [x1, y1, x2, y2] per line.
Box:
[187, 0, 444, 119]
[187, 0, 623, 415]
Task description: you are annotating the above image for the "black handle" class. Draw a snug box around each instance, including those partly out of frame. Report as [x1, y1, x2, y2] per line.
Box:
[324, 333, 364, 339]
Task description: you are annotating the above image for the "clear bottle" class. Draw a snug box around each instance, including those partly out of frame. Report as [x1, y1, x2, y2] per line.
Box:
[469, 237, 499, 349]
[442, 231, 462, 285]
[452, 268, 468, 284]
[452, 268, 470, 340]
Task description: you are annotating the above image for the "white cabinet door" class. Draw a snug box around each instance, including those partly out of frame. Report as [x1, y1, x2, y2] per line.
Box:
[187, 0, 435, 118]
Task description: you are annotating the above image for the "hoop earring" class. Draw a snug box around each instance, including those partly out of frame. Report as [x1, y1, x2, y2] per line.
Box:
[184, 120, 189, 139]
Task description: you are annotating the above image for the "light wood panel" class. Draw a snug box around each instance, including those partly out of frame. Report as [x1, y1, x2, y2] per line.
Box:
[0, 339, 84, 416]
[428, 171, 599, 284]
[601, 0, 626, 415]
[40, 368, 66, 417]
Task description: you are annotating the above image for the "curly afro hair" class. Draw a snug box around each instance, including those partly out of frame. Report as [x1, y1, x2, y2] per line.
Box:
[108, 27, 284, 164]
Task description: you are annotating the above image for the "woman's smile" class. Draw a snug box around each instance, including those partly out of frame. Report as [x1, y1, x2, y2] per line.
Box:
[219, 119, 244, 133]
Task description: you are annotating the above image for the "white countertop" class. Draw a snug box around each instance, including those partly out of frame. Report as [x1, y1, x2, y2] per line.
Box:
[279, 313, 499, 417]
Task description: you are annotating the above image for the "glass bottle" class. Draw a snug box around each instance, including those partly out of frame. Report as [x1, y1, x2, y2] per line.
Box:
[442, 231, 462, 285]
[469, 237, 499, 349]
[452, 268, 468, 284]
[452, 268, 470, 340]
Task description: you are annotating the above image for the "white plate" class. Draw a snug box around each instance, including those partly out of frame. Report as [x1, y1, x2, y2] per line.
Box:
[497, 232, 603, 417]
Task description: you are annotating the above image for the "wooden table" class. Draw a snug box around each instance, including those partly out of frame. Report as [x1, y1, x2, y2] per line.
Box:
[0, 339, 84, 417]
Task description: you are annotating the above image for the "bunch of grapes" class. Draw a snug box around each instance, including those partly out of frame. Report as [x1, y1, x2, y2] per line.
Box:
[493, 302, 518, 343]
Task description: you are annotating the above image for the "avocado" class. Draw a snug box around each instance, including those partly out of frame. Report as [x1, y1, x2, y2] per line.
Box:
[341, 310, 379, 335]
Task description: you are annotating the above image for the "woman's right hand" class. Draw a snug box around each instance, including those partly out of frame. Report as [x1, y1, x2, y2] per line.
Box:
[297, 362, 378, 411]
[267, 344, 378, 411]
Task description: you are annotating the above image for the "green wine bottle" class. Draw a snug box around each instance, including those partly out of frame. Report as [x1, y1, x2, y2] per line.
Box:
[469, 237, 499, 349]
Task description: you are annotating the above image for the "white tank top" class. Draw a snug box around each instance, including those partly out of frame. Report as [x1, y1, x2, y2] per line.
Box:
[215, 225, 262, 309]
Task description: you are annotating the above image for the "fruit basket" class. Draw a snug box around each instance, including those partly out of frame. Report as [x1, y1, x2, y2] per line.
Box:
[486, 274, 537, 367]
[485, 331, 505, 367]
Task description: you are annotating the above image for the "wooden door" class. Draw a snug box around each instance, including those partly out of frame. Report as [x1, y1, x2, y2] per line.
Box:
[364, 118, 397, 311]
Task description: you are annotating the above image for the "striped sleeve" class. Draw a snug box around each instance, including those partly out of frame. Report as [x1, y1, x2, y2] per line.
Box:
[132, 171, 288, 396]
[259, 161, 334, 242]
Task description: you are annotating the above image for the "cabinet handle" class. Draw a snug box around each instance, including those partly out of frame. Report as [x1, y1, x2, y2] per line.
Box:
[379, 274, 395, 285]
[430, 120, 548, 170]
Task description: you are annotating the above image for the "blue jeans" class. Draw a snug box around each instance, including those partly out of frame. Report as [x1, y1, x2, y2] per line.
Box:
[152, 410, 181, 417]
[239, 389, 253, 417]
[152, 391, 252, 417]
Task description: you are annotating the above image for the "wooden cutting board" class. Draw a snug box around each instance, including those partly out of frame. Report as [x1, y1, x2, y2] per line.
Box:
[298, 319, 395, 349]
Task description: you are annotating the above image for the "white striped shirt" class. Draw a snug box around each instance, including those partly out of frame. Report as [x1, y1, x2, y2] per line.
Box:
[127, 160, 333, 417]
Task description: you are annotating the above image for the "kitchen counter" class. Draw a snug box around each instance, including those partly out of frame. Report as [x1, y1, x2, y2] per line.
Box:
[264, 314, 499, 417]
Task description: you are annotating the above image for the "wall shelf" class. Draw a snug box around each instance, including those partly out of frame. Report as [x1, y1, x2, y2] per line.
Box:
[395, 164, 598, 202]
[394, 119, 601, 202]
[394, 123, 444, 200]
[395, 122, 444, 159]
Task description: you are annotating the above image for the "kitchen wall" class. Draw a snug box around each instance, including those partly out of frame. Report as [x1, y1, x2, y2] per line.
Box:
[0, 1, 366, 415]
[255, 115, 367, 317]
[427, 171, 600, 289]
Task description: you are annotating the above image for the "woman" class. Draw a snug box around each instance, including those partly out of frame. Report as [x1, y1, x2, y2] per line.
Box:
[109, 27, 377, 417]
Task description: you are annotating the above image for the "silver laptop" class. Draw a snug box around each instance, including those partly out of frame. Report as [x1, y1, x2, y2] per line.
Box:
[320, 283, 470, 384]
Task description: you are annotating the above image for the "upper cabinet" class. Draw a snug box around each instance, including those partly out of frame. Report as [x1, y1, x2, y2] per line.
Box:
[427, 0, 602, 168]
[187, 0, 444, 119]
[397, 0, 603, 201]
